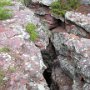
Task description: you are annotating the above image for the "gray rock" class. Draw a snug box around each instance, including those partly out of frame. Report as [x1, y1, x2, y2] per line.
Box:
[51, 60, 73, 90]
[35, 8, 46, 16]
[81, 0, 90, 5]
[58, 55, 75, 79]
[65, 11, 90, 33]
[66, 25, 89, 38]
[83, 83, 90, 90]
[72, 79, 83, 90]
[32, 0, 58, 6]
[0, 1, 50, 90]
[51, 32, 90, 83]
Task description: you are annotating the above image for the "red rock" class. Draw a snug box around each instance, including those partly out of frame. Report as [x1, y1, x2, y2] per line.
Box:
[7, 37, 24, 49]
[0, 25, 6, 33]
[5, 30, 18, 38]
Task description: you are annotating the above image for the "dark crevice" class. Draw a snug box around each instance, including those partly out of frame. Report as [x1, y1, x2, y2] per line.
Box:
[41, 39, 57, 88]
[41, 39, 57, 67]
[43, 68, 52, 87]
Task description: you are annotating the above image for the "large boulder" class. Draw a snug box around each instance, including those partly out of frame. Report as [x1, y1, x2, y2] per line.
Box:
[81, 0, 90, 4]
[32, 0, 58, 6]
[51, 32, 90, 89]
[0, 1, 50, 90]
[65, 11, 90, 33]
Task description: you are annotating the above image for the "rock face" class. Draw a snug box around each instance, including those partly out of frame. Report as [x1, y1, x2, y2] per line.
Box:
[1, 0, 90, 90]
[0, 1, 50, 90]
[51, 32, 90, 89]
[66, 24, 90, 38]
[65, 11, 90, 33]
[32, 0, 58, 6]
[81, 0, 90, 4]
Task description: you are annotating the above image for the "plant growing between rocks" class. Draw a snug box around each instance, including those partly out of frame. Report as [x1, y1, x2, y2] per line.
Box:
[26, 23, 38, 41]
[50, 0, 80, 17]
[0, 8, 12, 20]
[0, 0, 12, 7]
[0, 0, 12, 20]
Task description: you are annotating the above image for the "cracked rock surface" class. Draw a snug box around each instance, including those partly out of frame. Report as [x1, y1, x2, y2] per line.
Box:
[0, 1, 50, 90]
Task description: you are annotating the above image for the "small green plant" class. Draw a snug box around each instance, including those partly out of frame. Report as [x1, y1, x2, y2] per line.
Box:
[67, 0, 80, 9]
[26, 23, 38, 41]
[50, 0, 80, 17]
[0, 70, 5, 85]
[0, 8, 12, 20]
[0, 47, 10, 52]
[0, 0, 12, 7]
[0, 0, 13, 20]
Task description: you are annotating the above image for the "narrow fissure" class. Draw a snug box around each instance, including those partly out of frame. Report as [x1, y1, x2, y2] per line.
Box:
[41, 39, 57, 88]
[43, 68, 52, 87]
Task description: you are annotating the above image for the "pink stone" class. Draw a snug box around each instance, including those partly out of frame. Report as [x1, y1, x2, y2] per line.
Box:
[0, 25, 6, 33]
[7, 37, 24, 49]
[5, 30, 18, 38]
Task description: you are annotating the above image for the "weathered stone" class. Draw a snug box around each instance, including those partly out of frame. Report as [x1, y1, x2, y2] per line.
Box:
[51, 32, 90, 83]
[81, 0, 90, 5]
[51, 13, 65, 22]
[83, 83, 90, 90]
[32, 0, 58, 6]
[72, 78, 83, 90]
[58, 55, 75, 79]
[0, 1, 50, 90]
[35, 8, 46, 16]
[44, 14, 59, 30]
[51, 60, 73, 90]
[66, 24, 90, 38]
[65, 11, 90, 33]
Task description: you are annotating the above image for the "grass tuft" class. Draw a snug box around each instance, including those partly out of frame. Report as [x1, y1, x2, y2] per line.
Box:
[26, 23, 38, 41]
[0, 0, 13, 20]
[0, 8, 12, 20]
[0, 0, 12, 7]
[50, 0, 80, 17]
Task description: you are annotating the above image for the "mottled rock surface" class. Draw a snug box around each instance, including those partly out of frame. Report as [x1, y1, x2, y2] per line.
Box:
[32, 0, 58, 6]
[81, 0, 90, 4]
[51, 32, 90, 89]
[0, 1, 50, 90]
[65, 11, 90, 33]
